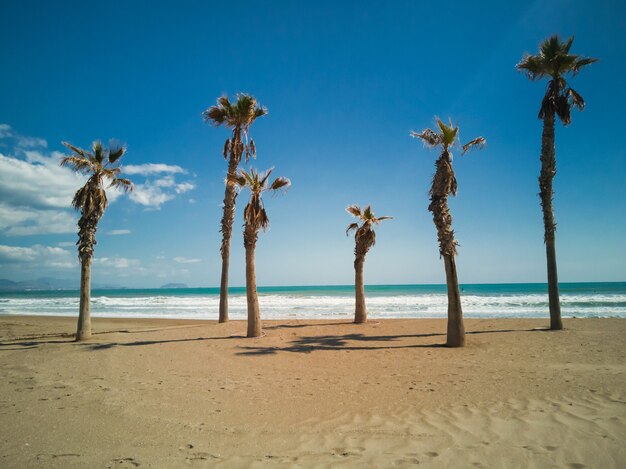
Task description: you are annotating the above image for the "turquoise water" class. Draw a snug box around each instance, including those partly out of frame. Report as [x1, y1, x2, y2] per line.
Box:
[1, 282, 625, 320]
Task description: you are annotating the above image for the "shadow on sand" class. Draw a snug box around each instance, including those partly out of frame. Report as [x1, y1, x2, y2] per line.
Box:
[0, 324, 550, 353]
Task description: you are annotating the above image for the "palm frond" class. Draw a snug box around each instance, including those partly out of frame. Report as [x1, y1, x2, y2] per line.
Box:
[220, 138, 230, 159]
[462, 137, 486, 155]
[269, 176, 290, 192]
[108, 177, 133, 192]
[516, 54, 548, 80]
[249, 138, 256, 158]
[346, 204, 363, 218]
[108, 140, 126, 164]
[203, 106, 227, 126]
[567, 87, 585, 111]
[258, 167, 273, 187]
[572, 57, 598, 74]
[254, 107, 268, 119]
[410, 129, 441, 147]
[226, 173, 247, 188]
[375, 216, 393, 222]
[554, 94, 572, 125]
[92, 141, 104, 163]
[438, 119, 458, 146]
[60, 155, 96, 174]
[62, 141, 88, 158]
[346, 222, 359, 235]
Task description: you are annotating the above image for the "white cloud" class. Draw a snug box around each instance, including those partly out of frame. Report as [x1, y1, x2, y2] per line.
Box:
[176, 182, 195, 194]
[0, 244, 75, 270]
[0, 151, 86, 209]
[0, 126, 196, 233]
[124, 163, 186, 175]
[0, 202, 77, 236]
[173, 256, 202, 264]
[0, 124, 12, 138]
[93, 257, 140, 269]
[107, 229, 131, 236]
[129, 176, 196, 209]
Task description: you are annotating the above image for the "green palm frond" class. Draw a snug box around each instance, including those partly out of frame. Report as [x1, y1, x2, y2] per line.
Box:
[571, 57, 598, 74]
[437, 119, 459, 146]
[92, 141, 104, 163]
[516, 54, 548, 80]
[375, 216, 393, 222]
[108, 140, 126, 164]
[259, 167, 274, 188]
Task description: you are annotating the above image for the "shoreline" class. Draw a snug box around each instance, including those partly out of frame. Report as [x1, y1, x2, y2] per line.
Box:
[1, 316, 624, 467]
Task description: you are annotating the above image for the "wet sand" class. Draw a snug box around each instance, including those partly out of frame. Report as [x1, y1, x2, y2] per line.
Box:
[0, 316, 624, 468]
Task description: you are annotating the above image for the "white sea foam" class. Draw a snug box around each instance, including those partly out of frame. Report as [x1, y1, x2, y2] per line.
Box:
[1, 292, 625, 320]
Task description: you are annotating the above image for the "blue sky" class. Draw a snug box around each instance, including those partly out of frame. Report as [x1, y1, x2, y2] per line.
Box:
[0, 0, 624, 288]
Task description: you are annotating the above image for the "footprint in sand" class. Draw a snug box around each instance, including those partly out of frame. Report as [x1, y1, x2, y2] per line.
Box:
[108, 457, 140, 467]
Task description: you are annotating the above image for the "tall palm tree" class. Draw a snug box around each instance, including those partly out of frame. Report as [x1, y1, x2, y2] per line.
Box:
[60, 140, 133, 341]
[411, 119, 485, 347]
[203, 94, 268, 323]
[227, 168, 290, 337]
[517, 35, 597, 330]
[346, 205, 392, 324]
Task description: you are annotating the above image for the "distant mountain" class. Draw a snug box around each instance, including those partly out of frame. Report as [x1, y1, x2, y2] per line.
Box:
[160, 283, 189, 289]
[0, 278, 122, 291]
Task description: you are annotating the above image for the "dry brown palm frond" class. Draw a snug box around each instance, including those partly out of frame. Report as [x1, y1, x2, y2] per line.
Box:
[269, 176, 290, 192]
[410, 129, 441, 147]
[462, 137, 486, 155]
[60, 155, 97, 174]
[249, 138, 256, 158]
[346, 222, 359, 235]
[346, 205, 363, 218]
[108, 177, 134, 192]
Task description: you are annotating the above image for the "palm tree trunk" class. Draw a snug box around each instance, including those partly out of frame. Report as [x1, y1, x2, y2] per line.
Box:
[354, 255, 367, 323]
[76, 256, 92, 341]
[218, 137, 241, 323]
[244, 226, 261, 338]
[443, 254, 464, 347]
[540, 113, 563, 330]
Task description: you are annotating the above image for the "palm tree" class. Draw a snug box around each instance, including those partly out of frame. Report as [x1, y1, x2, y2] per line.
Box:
[60, 140, 133, 341]
[227, 168, 290, 337]
[517, 35, 597, 330]
[346, 205, 392, 324]
[411, 119, 485, 347]
[203, 94, 268, 323]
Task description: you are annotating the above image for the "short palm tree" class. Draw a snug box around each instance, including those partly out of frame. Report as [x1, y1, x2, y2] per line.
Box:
[227, 168, 290, 337]
[203, 94, 268, 323]
[411, 119, 485, 347]
[346, 205, 391, 323]
[517, 35, 597, 330]
[60, 140, 133, 341]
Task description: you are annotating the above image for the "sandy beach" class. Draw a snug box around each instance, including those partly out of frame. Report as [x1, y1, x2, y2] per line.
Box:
[0, 316, 624, 468]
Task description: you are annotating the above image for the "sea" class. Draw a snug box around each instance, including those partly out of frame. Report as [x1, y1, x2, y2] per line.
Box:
[0, 282, 625, 320]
